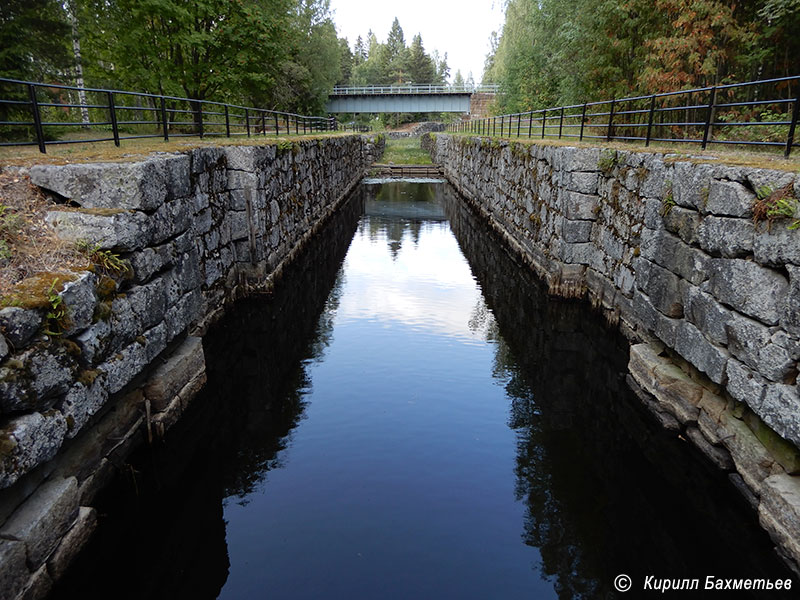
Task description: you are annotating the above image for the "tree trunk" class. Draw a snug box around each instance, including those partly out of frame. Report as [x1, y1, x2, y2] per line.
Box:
[68, 2, 90, 128]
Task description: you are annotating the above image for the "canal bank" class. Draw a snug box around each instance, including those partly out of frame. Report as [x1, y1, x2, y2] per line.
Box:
[50, 181, 797, 598]
[423, 132, 800, 574]
[0, 135, 383, 600]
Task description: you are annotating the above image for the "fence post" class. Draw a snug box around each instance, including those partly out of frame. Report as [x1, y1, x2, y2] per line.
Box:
[606, 99, 615, 142]
[528, 112, 533, 138]
[541, 109, 546, 138]
[303, 118, 307, 135]
[645, 95, 656, 147]
[197, 103, 204, 139]
[558, 107, 564, 139]
[284, 115, 289, 135]
[107, 91, 120, 146]
[786, 95, 800, 158]
[295, 116, 298, 135]
[701, 86, 716, 150]
[224, 105, 231, 137]
[274, 114, 279, 136]
[517, 114, 521, 137]
[261, 112, 266, 137]
[28, 84, 46, 154]
[160, 96, 169, 141]
[579, 103, 587, 141]
[244, 108, 250, 137]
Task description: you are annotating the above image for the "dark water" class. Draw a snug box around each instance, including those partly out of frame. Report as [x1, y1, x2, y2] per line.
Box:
[52, 181, 796, 599]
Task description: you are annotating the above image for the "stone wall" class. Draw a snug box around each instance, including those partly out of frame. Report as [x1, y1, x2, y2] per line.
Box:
[0, 134, 383, 600]
[425, 132, 800, 571]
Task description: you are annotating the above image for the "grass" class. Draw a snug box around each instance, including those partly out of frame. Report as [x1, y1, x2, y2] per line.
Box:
[380, 137, 432, 165]
[450, 128, 800, 172]
[0, 131, 350, 168]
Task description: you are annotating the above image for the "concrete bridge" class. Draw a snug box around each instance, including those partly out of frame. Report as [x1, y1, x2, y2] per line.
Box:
[326, 84, 498, 115]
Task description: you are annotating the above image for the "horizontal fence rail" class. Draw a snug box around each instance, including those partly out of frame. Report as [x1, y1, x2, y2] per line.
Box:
[0, 78, 338, 154]
[447, 75, 800, 157]
[331, 83, 500, 96]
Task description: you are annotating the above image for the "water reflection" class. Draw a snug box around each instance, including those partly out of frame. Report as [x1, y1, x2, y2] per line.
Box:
[440, 185, 795, 598]
[50, 181, 796, 600]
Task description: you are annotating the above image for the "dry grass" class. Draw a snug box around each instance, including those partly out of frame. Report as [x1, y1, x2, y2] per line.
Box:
[0, 171, 86, 297]
[0, 132, 347, 168]
[450, 132, 800, 173]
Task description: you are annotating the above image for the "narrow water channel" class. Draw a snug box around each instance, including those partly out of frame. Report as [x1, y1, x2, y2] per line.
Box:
[53, 181, 795, 599]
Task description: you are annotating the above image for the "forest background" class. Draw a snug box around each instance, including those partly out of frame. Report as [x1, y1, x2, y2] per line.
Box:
[2, 0, 799, 123]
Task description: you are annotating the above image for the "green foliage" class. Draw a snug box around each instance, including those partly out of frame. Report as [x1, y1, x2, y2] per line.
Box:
[43, 277, 67, 336]
[76, 239, 131, 278]
[381, 138, 432, 165]
[485, 0, 800, 113]
[752, 183, 799, 231]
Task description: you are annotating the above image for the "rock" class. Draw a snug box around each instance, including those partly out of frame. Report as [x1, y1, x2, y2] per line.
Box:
[671, 162, 714, 210]
[684, 286, 732, 346]
[759, 474, 800, 566]
[686, 426, 734, 470]
[663, 206, 700, 245]
[704, 179, 755, 217]
[724, 312, 772, 372]
[708, 258, 788, 326]
[566, 171, 599, 194]
[644, 263, 685, 318]
[0, 347, 76, 413]
[785, 266, 800, 334]
[0, 335, 7, 361]
[29, 158, 186, 211]
[0, 476, 78, 568]
[46, 209, 151, 253]
[144, 336, 205, 412]
[74, 319, 111, 366]
[59, 273, 97, 336]
[0, 307, 43, 349]
[725, 359, 767, 409]
[697, 216, 754, 258]
[0, 411, 68, 489]
[57, 376, 109, 440]
[758, 385, 800, 448]
[674, 321, 729, 385]
[640, 228, 708, 284]
[0, 539, 29, 600]
[97, 341, 148, 395]
[46, 506, 97, 582]
[754, 225, 800, 267]
[563, 191, 598, 221]
[18, 564, 53, 600]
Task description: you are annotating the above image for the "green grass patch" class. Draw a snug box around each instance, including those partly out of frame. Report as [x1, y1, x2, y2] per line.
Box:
[381, 138, 432, 165]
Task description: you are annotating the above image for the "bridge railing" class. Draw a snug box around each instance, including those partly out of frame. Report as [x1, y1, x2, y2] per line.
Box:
[0, 78, 338, 154]
[448, 75, 800, 157]
[331, 83, 500, 96]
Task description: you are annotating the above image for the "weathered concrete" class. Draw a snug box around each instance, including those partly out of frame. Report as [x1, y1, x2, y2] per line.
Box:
[0, 134, 383, 599]
[425, 132, 800, 570]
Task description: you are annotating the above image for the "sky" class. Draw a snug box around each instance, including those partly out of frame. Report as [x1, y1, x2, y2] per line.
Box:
[327, 0, 506, 84]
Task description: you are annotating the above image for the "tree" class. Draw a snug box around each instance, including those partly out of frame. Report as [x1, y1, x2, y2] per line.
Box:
[0, 0, 70, 82]
[640, 0, 755, 92]
[406, 34, 437, 84]
[87, 0, 292, 118]
[453, 70, 465, 87]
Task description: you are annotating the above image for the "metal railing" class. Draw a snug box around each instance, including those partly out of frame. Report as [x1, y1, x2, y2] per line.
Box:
[448, 75, 800, 157]
[331, 83, 500, 96]
[0, 78, 338, 154]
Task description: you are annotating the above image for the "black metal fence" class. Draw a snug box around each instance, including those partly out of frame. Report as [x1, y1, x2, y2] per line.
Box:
[0, 78, 338, 154]
[448, 75, 800, 157]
